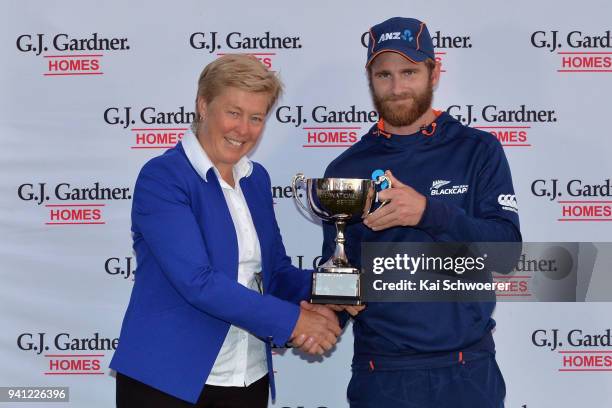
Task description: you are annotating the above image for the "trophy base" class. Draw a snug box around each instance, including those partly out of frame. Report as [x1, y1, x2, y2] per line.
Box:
[311, 295, 362, 305]
[311, 270, 361, 306]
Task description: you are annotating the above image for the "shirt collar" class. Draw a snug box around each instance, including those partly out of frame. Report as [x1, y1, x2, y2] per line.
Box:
[182, 128, 253, 184]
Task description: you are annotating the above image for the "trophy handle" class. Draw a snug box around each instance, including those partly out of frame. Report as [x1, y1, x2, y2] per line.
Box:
[374, 174, 392, 209]
[291, 173, 316, 216]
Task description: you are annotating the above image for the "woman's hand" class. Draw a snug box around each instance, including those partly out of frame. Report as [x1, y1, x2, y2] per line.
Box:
[290, 301, 342, 355]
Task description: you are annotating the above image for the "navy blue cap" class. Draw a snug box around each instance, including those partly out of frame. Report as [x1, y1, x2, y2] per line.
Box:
[366, 17, 435, 66]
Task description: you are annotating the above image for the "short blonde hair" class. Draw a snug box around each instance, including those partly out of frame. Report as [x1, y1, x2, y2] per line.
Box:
[191, 54, 283, 132]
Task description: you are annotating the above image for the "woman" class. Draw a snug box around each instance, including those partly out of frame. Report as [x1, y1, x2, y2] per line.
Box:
[110, 55, 341, 407]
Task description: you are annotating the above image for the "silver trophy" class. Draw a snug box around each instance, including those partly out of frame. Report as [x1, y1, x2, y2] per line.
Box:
[292, 174, 390, 305]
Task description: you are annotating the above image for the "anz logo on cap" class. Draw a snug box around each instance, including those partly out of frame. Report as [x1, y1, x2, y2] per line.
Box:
[378, 30, 414, 43]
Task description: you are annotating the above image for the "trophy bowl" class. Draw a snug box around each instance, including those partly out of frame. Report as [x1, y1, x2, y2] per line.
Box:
[304, 178, 376, 222]
[292, 173, 389, 304]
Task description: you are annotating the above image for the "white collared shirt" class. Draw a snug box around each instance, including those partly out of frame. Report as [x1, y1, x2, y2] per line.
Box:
[182, 129, 267, 387]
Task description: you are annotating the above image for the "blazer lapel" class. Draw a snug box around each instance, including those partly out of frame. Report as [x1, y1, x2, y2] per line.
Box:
[240, 175, 271, 290]
[205, 169, 239, 281]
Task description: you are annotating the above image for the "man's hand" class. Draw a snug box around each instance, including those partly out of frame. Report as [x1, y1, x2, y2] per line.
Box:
[291, 302, 365, 354]
[300, 301, 341, 325]
[363, 170, 426, 231]
[318, 303, 366, 317]
[290, 301, 341, 355]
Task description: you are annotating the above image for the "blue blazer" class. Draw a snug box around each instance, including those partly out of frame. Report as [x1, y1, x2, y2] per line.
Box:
[110, 142, 312, 403]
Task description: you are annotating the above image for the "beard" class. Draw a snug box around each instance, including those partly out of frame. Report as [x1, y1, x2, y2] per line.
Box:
[370, 79, 433, 128]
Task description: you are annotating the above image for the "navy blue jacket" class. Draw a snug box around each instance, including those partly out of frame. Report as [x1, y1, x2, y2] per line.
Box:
[110, 142, 311, 403]
[322, 112, 521, 366]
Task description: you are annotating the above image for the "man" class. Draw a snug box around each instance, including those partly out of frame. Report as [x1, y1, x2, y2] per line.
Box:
[321, 17, 521, 408]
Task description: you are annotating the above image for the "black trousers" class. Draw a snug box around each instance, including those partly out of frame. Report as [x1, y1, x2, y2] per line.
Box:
[116, 372, 269, 408]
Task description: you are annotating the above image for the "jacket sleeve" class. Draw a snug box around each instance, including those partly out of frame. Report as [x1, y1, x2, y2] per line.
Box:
[416, 140, 522, 243]
[132, 159, 299, 346]
[259, 166, 313, 304]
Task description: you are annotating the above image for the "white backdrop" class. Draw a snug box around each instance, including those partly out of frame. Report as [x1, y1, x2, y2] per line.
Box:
[2, 0, 612, 407]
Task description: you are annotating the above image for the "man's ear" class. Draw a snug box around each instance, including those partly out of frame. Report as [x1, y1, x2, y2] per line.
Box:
[431, 61, 442, 89]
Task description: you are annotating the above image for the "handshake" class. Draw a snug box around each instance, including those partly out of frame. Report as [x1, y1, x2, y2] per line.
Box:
[289, 301, 365, 355]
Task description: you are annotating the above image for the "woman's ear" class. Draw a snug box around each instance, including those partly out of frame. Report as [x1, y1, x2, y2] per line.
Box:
[197, 97, 207, 120]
